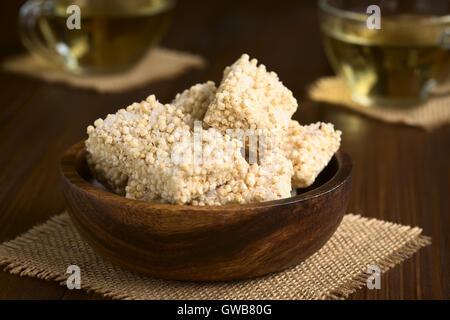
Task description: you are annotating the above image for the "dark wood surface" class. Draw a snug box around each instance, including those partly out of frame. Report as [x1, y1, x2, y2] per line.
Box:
[0, 0, 448, 299]
[61, 142, 351, 281]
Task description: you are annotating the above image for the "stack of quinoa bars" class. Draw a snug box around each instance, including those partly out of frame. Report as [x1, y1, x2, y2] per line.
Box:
[86, 54, 341, 205]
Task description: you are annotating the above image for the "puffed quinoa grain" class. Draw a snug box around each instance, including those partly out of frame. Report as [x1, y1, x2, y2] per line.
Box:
[282, 120, 341, 188]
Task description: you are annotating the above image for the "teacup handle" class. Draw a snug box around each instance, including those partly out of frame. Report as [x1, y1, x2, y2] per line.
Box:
[18, 0, 65, 65]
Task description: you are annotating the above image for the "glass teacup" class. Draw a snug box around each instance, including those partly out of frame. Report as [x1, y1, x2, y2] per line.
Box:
[19, 0, 175, 74]
[319, 0, 450, 107]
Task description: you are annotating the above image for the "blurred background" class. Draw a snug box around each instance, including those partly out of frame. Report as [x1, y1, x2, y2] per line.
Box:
[1, 0, 330, 96]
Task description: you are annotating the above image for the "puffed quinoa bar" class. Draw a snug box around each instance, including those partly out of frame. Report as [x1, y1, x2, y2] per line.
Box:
[190, 153, 293, 206]
[204, 54, 297, 134]
[172, 81, 216, 129]
[125, 178, 166, 203]
[282, 120, 341, 188]
[86, 95, 248, 204]
[86, 153, 128, 196]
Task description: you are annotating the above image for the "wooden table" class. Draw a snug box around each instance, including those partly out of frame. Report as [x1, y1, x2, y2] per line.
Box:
[0, 0, 448, 300]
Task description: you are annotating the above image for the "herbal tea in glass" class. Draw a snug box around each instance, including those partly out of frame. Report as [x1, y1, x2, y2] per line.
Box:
[19, 0, 175, 74]
[319, 0, 450, 107]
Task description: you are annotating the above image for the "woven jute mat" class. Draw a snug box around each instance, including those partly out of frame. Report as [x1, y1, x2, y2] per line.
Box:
[308, 76, 450, 130]
[0, 212, 430, 300]
[1, 47, 205, 93]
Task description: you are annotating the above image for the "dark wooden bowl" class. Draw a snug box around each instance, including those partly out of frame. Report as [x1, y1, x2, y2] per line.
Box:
[60, 141, 352, 281]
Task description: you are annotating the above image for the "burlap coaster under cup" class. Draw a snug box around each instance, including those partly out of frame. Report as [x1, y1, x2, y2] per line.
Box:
[309, 76, 450, 130]
[1, 47, 205, 93]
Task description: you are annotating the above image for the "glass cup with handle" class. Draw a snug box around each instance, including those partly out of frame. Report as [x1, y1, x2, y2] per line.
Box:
[18, 0, 176, 74]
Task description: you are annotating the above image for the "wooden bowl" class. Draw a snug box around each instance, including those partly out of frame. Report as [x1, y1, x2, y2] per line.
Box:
[60, 141, 352, 281]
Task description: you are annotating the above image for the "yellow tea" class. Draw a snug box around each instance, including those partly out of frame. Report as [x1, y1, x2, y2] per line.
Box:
[321, 13, 450, 106]
[36, 0, 174, 73]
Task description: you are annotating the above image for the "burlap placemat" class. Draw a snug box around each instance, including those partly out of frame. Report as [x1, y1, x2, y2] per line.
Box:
[1, 47, 205, 93]
[0, 212, 430, 300]
[308, 76, 450, 130]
